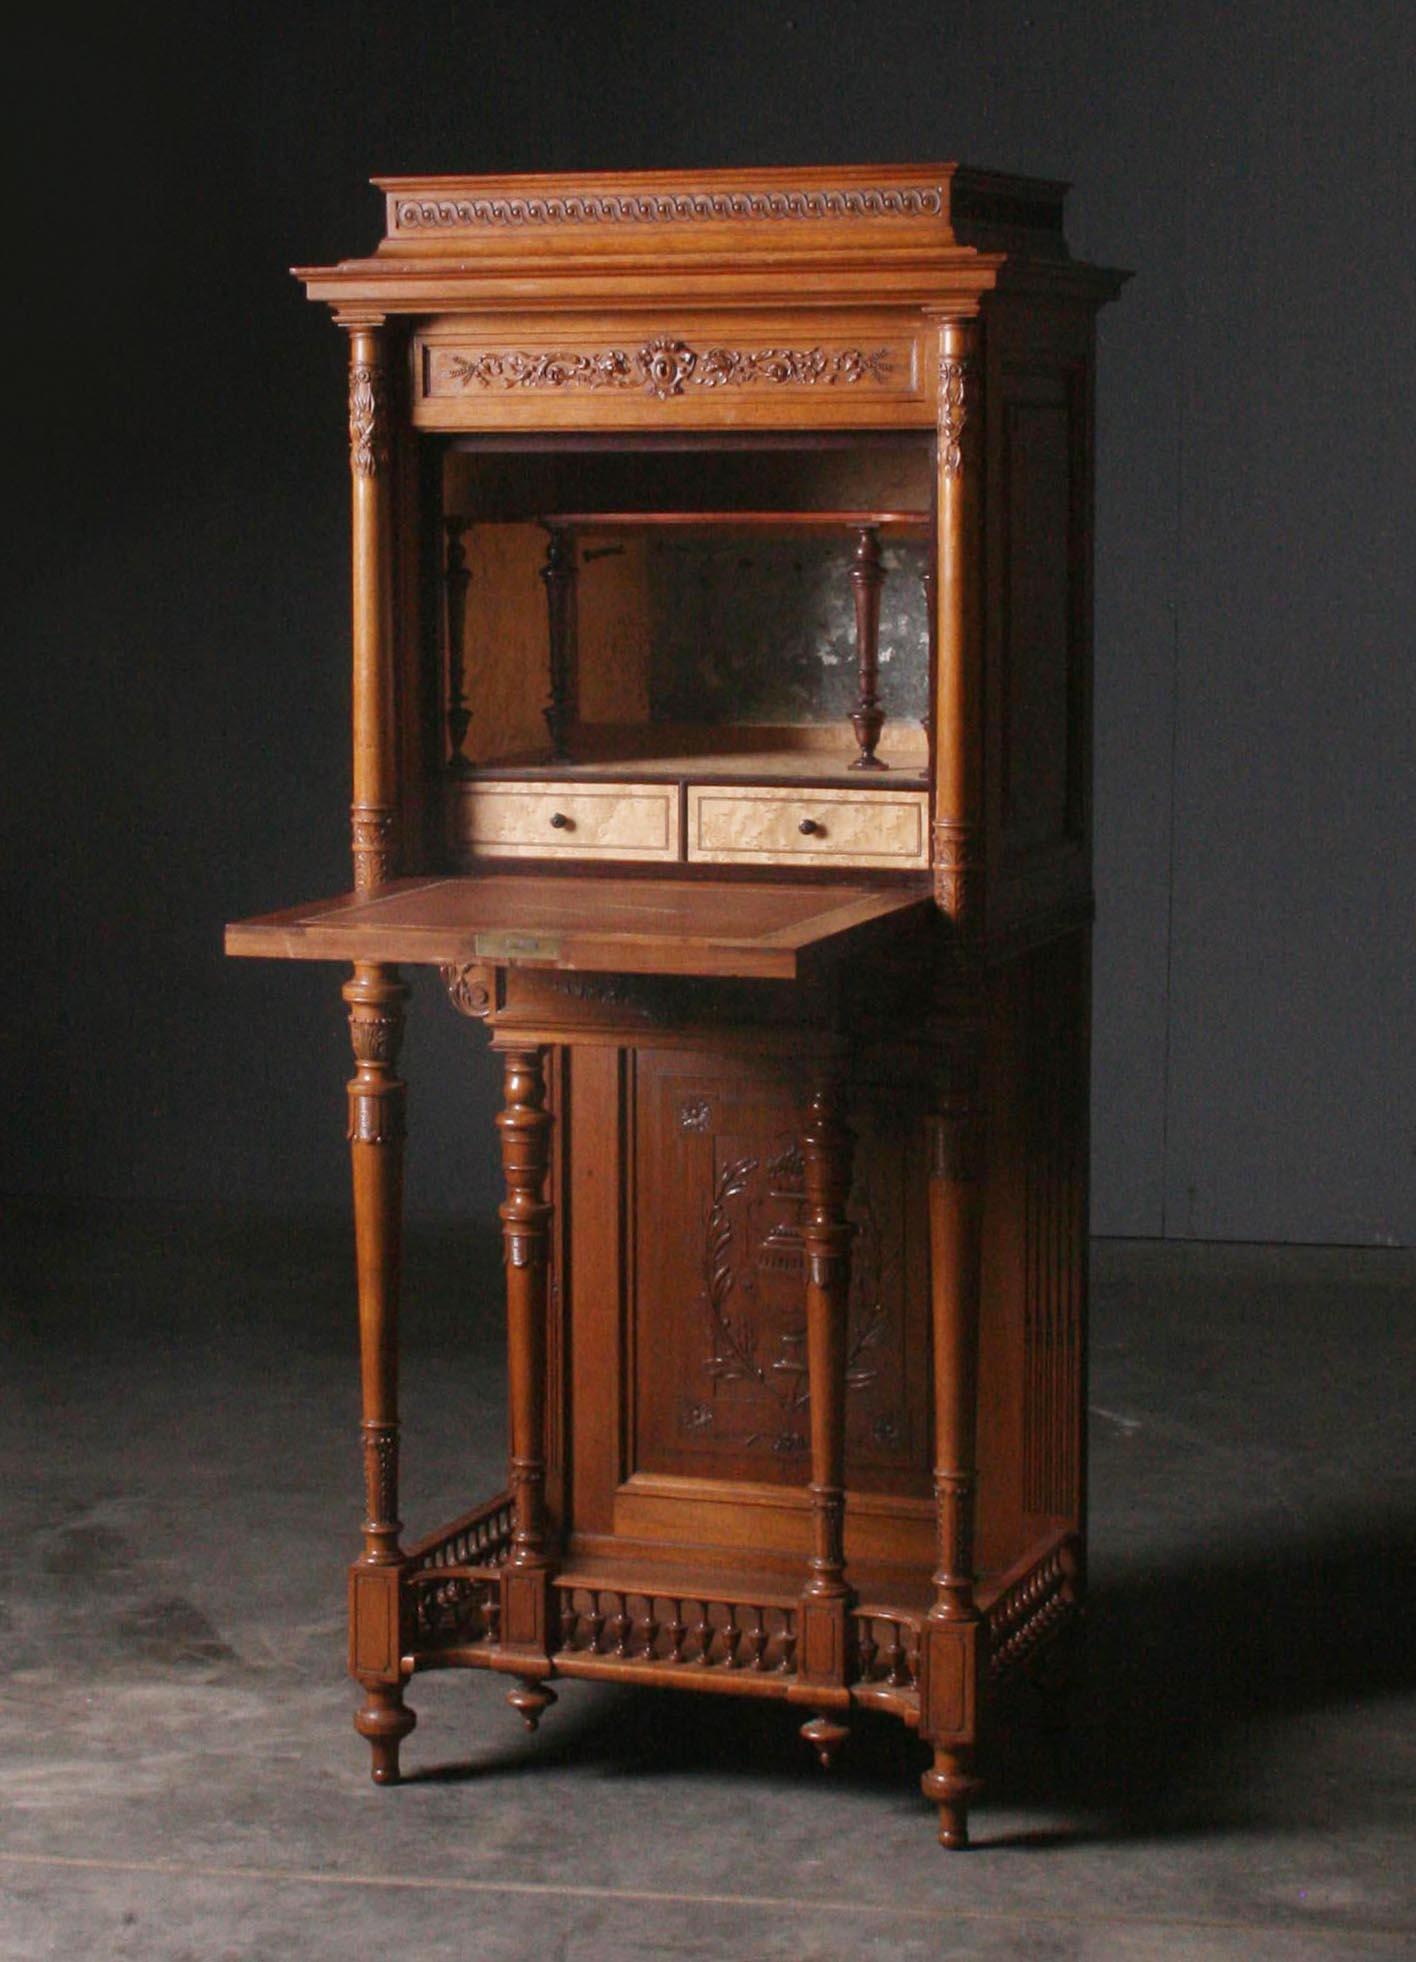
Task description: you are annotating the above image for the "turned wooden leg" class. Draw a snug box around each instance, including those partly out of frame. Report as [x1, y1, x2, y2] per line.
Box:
[496, 1046, 557, 1726]
[792, 1070, 856, 1766]
[920, 1031, 986, 1846]
[344, 963, 415, 1786]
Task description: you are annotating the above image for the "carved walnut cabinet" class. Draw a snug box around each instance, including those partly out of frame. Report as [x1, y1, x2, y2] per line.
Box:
[226, 164, 1124, 1847]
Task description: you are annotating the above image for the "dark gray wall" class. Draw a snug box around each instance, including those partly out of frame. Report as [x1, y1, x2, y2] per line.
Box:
[7, 1, 1412, 1244]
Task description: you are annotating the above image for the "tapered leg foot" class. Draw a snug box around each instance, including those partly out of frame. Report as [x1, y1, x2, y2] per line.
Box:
[508, 1677, 558, 1732]
[922, 1750, 984, 1848]
[355, 1685, 416, 1786]
[800, 1713, 850, 1769]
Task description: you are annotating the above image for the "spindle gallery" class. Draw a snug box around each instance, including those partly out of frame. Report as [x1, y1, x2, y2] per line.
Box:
[226, 163, 1124, 1848]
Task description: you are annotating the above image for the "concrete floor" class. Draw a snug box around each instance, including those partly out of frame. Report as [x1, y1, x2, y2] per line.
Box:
[1, 1202, 1412, 1960]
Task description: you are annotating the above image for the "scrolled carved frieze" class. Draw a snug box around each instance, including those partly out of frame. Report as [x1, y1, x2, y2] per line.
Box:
[394, 184, 945, 230]
[437, 338, 895, 401]
[937, 354, 976, 479]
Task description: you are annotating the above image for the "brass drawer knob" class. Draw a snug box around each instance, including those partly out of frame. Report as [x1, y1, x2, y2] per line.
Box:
[798, 817, 822, 836]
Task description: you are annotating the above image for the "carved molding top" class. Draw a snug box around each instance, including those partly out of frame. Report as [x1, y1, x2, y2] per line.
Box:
[435, 338, 895, 401]
[394, 185, 945, 230]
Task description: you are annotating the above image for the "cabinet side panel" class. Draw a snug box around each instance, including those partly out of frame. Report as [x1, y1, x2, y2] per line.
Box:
[977, 930, 1089, 1574]
[983, 297, 1097, 942]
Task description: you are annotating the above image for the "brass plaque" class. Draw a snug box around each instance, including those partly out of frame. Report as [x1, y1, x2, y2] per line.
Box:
[473, 930, 564, 962]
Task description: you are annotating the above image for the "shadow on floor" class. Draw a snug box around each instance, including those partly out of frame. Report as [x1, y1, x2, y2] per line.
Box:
[404, 1504, 1416, 1848]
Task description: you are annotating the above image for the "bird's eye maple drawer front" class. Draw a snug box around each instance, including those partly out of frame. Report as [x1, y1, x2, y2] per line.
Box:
[686, 784, 930, 869]
[450, 780, 680, 862]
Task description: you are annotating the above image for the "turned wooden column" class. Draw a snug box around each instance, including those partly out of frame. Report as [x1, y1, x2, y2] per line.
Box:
[540, 525, 577, 762]
[496, 1046, 558, 1728]
[920, 315, 988, 1847]
[848, 524, 888, 770]
[792, 1070, 857, 1767]
[345, 321, 399, 891]
[343, 962, 415, 1784]
[931, 318, 983, 936]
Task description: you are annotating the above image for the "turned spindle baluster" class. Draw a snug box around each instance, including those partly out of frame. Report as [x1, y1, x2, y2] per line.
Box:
[858, 1617, 879, 1681]
[444, 518, 472, 765]
[635, 1597, 658, 1660]
[344, 963, 415, 1785]
[793, 1071, 857, 1768]
[666, 1602, 686, 1664]
[585, 1597, 605, 1655]
[498, 1046, 558, 1733]
[692, 1601, 712, 1664]
[540, 524, 576, 761]
[848, 524, 888, 770]
[608, 1593, 631, 1659]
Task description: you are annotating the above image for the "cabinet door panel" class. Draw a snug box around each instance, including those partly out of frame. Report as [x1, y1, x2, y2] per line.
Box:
[629, 1047, 931, 1498]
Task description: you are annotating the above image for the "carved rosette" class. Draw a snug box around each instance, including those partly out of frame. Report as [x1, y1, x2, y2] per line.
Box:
[395, 184, 944, 229]
[350, 806, 397, 892]
[932, 818, 982, 931]
[348, 359, 388, 478]
[441, 963, 493, 1020]
[441, 340, 893, 400]
[938, 354, 976, 479]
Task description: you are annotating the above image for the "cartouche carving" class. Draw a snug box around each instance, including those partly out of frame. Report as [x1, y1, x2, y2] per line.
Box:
[348, 360, 387, 477]
[440, 340, 893, 400]
[938, 354, 975, 478]
[395, 185, 945, 229]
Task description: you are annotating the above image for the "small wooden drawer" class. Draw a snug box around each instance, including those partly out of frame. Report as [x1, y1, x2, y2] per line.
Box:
[686, 784, 930, 869]
[451, 780, 680, 862]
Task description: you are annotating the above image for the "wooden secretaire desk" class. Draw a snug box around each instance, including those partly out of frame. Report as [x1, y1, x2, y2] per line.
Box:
[226, 164, 1124, 1847]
